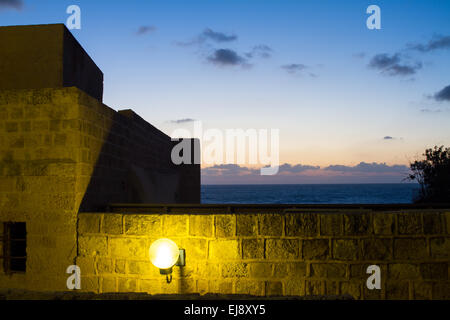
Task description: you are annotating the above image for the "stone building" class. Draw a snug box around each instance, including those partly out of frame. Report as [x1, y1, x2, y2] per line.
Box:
[0, 24, 449, 299]
[0, 24, 199, 292]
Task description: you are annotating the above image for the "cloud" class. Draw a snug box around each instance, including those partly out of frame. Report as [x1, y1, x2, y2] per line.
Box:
[245, 45, 273, 59]
[281, 64, 317, 77]
[433, 85, 450, 102]
[206, 45, 272, 69]
[281, 64, 307, 73]
[202, 163, 319, 177]
[277, 163, 320, 173]
[368, 53, 422, 76]
[0, 0, 22, 10]
[176, 28, 273, 69]
[408, 35, 450, 52]
[383, 136, 404, 141]
[207, 49, 248, 67]
[324, 162, 409, 174]
[202, 162, 410, 184]
[386, 63, 422, 76]
[168, 118, 196, 124]
[369, 54, 400, 69]
[136, 25, 157, 35]
[176, 28, 237, 46]
[203, 162, 409, 175]
[202, 28, 237, 43]
[202, 164, 258, 176]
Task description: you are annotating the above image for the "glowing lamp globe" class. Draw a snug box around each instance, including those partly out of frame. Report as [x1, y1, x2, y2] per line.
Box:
[149, 238, 180, 271]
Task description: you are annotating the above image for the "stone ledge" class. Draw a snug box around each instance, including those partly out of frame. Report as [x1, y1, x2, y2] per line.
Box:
[0, 289, 353, 300]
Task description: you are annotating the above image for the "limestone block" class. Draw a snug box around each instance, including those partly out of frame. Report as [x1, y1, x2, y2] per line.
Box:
[361, 238, 392, 260]
[215, 215, 235, 238]
[236, 214, 258, 236]
[430, 237, 450, 259]
[162, 215, 188, 237]
[344, 213, 371, 235]
[209, 239, 240, 260]
[303, 239, 329, 260]
[266, 239, 299, 260]
[102, 214, 122, 235]
[394, 238, 428, 260]
[388, 263, 420, 280]
[78, 235, 107, 256]
[249, 263, 272, 278]
[373, 213, 394, 235]
[221, 263, 249, 278]
[310, 263, 346, 279]
[259, 214, 283, 236]
[285, 213, 317, 237]
[320, 214, 342, 236]
[398, 213, 422, 235]
[235, 280, 264, 296]
[189, 215, 213, 237]
[109, 237, 148, 259]
[242, 238, 264, 259]
[78, 214, 101, 234]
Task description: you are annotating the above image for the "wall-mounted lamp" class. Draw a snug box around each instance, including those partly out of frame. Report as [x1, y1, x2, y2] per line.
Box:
[149, 238, 185, 283]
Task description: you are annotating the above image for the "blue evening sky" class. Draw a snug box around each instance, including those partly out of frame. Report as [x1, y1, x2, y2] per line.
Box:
[1, 0, 449, 182]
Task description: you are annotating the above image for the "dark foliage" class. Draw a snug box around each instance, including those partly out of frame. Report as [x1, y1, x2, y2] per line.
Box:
[407, 146, 450, 203]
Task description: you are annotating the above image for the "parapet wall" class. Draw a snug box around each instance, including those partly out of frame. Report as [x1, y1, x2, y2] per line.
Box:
[76, 206, 450, 299]
[0, 24, 103, 102]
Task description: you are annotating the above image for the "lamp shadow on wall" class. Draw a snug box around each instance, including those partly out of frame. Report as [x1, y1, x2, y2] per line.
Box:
[177, 266, 189, 294]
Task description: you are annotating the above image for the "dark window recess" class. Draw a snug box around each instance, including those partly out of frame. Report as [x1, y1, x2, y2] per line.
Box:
[2, 222, 27, 273]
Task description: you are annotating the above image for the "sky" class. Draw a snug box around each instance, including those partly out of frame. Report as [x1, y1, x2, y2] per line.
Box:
[1, 0, 449, 183]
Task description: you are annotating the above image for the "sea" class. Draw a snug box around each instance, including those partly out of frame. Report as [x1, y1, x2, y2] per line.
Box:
[201, 183, 420, 204]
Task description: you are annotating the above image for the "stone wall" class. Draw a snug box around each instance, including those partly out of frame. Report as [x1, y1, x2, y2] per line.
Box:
[76, 208, 450, 299]
[0, 24, 103, 102]
[0, 87, 199, 291]
[0, 23, 199, 292]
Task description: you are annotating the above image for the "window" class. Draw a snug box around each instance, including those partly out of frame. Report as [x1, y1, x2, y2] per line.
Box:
[1, 222, 27, 273]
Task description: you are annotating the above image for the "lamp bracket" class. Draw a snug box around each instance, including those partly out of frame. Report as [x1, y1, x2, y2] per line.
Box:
[159, 267, 173, 275]
[176, 249, 186, 267]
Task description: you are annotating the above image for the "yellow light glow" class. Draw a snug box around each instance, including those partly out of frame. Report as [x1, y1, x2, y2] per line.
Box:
[149, 238, 180, 269]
